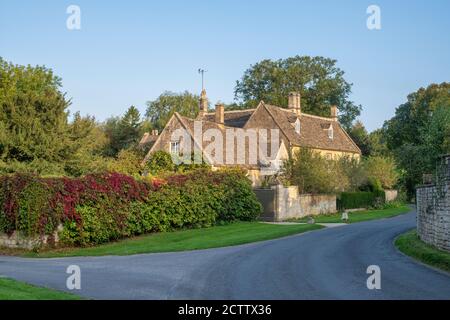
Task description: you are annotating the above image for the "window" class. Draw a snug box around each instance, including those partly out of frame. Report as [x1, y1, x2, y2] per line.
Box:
[328, 126, 333, 139]
[170, 141, 180, 155]
[326, 153, 332, 160]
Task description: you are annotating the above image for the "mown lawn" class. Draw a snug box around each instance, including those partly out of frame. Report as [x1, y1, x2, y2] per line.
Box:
[0, 278, 81, 300]
[291, 205, 410, 224]
[395, 230, 450, 273]
[19, 222, 322, 258]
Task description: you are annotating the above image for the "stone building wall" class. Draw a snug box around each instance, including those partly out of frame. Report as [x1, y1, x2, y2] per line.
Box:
[416, 155, 450, 252]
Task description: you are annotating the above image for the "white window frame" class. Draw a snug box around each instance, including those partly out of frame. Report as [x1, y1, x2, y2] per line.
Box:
[170, 141, 180, 155]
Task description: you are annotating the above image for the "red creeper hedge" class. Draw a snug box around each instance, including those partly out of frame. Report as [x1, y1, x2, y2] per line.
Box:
[0, 169, 262, 247]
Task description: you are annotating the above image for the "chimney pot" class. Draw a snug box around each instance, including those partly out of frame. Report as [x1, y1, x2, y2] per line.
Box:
[330, 105, 338, 121]
[199, 89, 208, 116]
[215, 103, 224, 125]
[288, 92, 301, 115]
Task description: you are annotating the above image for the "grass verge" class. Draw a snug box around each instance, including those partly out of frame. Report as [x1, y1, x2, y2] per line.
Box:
[2, 222, 322, 258]
[0, 278, 81, 300]
[395, 230, 450, 273]
[291, 205, 410, 224]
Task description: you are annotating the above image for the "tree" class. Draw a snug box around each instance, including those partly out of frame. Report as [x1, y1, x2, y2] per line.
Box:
[0, 58, 71, 174]
[383, 83, 450, 198]
[65, 112, 109, 176]
[145, 91, 200, 131]
[119, 105, 142, 146]
[339, 156, 368, 191]
[103, 106, 143, 157]
[383, 83, 450, 150]
[393, 143, 429, 199]
[282, 148, 349, 194]
[421, 105, 450, 162]
[234, 56, 361, 128]
[367, 129, 390, 157]
[348, 121, 372, 156]
[363, 156, 398, 189]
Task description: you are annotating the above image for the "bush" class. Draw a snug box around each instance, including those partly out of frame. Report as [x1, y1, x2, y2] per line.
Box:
[107, 149, 143, 178]
[282, 150, 400, 196]
[0, 169, 262, 247]
[217, 168, 263, 221]
[282, 148, 349, 194]
[363, 156, 398, 189]
[145, 151, 175, 175]
[337, 191, 385, 210]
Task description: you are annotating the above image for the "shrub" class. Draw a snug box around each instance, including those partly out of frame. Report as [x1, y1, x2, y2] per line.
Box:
[339, 156, 368, 191]
[282, 150, 400, 195]
[0, 172, 153, 246]
[217, 168, 263, 221]
[282, 148, 349, 194]
[337, 191, 385, 210]
[107, 149, 143, 178]
[145, 151, 175, 175]
[0, 169, 262, 247]
[363, 156, 398, 189]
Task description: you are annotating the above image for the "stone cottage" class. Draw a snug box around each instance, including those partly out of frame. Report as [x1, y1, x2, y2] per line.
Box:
[140, 90, 361, 186]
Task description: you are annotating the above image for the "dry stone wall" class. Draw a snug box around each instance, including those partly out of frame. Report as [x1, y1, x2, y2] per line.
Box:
[416, 155, 450, 252]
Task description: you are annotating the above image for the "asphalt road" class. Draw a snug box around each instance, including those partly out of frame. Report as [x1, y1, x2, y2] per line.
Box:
[1, 210, 450, 299]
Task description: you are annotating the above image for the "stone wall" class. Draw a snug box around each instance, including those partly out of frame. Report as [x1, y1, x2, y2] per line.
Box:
[0, 225, 62, 250]
[416, 155, 450, 252]
[256, 185, 336, 221]
[384, 189, 398, 202]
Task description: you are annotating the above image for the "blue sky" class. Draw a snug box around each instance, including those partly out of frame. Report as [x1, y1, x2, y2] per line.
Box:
[1, 0, 449, 131]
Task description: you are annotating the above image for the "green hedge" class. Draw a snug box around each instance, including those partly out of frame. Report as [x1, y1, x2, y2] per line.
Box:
[0, 169, 262, 247]
[337, 191, 385, 210]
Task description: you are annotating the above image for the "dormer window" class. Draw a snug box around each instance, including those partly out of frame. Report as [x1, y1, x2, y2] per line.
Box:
[328, 126, 334, 140]
[321, 123, 334, 140]
[293, 118, 301, 135]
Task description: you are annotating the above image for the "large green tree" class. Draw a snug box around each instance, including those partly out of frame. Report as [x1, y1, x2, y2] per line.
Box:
[384, 83, 450, 149]
[145, 91, 200, 131]
[383, 82, 450, 198]
[0, 58, 121, 176]
[0, 58, 71, 174]
[234, 56, 361, 128]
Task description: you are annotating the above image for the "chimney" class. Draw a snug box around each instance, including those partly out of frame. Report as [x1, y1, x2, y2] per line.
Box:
[139, 132, 150, 145]
[215, 103, 224, 125]
[288, 92, 301, 115]
[330, 105, 338, 121]
[198, 89, 208, 116]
